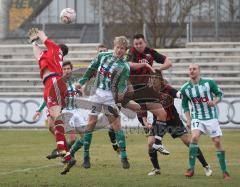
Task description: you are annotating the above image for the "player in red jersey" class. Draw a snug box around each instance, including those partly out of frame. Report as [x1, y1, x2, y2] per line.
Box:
[28, 28, 75, 175]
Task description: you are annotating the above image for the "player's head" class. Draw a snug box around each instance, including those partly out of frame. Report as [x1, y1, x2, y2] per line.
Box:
[97, 44, 108, 53]
[62, 61, 73, 78]
[113, 36, 129, 58]
[59, 44, 69, 56]
[133, 33, 147, 53]
[189, 63, 200, 80]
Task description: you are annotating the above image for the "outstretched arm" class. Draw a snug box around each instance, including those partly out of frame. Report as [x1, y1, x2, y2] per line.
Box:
[129, 62, 155, 73]
[27, 28, 43, 60]
[155, 57, 172, 72]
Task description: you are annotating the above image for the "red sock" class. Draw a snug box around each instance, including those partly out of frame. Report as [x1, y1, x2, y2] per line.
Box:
[64, 152, 71, 162]
[54, 120, 68, 152]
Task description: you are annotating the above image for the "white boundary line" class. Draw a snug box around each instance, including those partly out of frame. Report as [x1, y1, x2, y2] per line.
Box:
[0, 163, 62, 176]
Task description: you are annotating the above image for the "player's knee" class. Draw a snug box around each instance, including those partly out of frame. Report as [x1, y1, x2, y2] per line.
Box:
[54, 125, 65, 135]
[154, 109, 167, 121]
[148, 136, 155, 147]
[88, 116, 98, 126]
[213, 138, 222, 149]
[191, 135, 199, 143]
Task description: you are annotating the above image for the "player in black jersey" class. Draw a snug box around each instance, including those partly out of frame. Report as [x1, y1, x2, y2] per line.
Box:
[126, 34, 172, 154]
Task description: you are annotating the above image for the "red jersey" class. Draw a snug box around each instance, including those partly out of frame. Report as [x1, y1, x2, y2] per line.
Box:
[127, 47, 166, 85]
[38, 39, 63, 79]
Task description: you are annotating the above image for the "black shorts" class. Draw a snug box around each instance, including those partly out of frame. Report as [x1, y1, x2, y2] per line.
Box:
[149, 116, 188, 139]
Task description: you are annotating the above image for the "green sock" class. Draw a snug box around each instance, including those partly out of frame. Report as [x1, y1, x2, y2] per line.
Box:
[70, 138, 83, 156]
[115, 130, 127, 159]
[216, 151, 227, 172]
[83, 132, 92, 158]
[189, 143, 199, 170]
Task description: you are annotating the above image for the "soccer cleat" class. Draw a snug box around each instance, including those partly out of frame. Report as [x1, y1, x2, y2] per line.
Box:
[121, 157, 130, 169]
[82, 156, 91, 169]
[46, 149, 66, 160]
[185, 168, 194, 178]
[223, 171, 231, 180]
[204, 165, 213, 177]
[148, 168, 161, 176]
[60, 157, 76, 175]
[152, 143, 170, 155]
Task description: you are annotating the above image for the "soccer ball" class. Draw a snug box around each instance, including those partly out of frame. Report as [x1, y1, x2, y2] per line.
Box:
[60, 8, 76, 24]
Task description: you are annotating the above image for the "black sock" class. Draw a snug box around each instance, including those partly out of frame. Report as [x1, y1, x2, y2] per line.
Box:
[108, 128, 119, 150]
[152, 120, 166, 145]
[148, 148, 160, 169]
[154, 136, 162, 145]
[197, 148, 208, 167]
[108, 128, 116, 143]
[153, 120, 166, 137]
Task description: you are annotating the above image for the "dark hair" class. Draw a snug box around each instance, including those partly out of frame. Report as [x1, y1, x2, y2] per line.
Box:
[98, 44, 106, 48]
[97, 44, 108, 52]
[133, 34, 145, 40]
[59, 44, 68, 56]
[62, 61, 73, 70]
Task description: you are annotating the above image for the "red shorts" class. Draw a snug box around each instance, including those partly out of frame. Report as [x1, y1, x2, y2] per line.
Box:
[43, 76, 67, 108]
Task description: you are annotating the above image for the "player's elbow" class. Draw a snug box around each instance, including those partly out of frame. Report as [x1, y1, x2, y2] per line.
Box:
[183, 107, 190, 113]
[166, 58, 172, 68]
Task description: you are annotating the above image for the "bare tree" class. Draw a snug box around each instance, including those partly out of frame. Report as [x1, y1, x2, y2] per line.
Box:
[90, 0, 209, 47]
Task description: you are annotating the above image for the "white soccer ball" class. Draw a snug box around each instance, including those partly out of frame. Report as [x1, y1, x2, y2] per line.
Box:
[60, 8, 76, 24]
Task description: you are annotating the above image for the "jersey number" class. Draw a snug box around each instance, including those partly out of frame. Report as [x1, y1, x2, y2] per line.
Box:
[192, 121, 200, 128]
[91, 106, 97, 113]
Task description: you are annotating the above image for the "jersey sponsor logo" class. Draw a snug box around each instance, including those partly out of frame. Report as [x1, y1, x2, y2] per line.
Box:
[138, 58, 150, 64]
[179, 99, 240, 125]
[192, 97, 209, 103]
[99, 67, 112, 78]
[145, 54, 152, 59]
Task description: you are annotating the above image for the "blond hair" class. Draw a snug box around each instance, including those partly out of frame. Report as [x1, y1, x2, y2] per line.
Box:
[114, 36, 129, 49]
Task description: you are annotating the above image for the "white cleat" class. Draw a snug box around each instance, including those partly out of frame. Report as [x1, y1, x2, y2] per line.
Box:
[204, 165, 213, 177]
[148, 168, 161, 176]
[152, 143, 170, 155]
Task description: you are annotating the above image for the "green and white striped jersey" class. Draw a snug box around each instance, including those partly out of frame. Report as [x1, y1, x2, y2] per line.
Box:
[65, 77, 78, 110]
[180, 78, 223, 120]
[79, 52, 130, 94]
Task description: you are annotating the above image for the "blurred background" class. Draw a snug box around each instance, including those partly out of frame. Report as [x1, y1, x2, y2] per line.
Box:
[1, 0, 240, 47]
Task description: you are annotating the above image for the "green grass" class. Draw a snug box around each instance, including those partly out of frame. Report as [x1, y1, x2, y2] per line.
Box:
[0, 129, 239, 187]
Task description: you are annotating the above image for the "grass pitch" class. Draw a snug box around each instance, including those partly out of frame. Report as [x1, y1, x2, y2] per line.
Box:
[0, 129, 239, 187]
